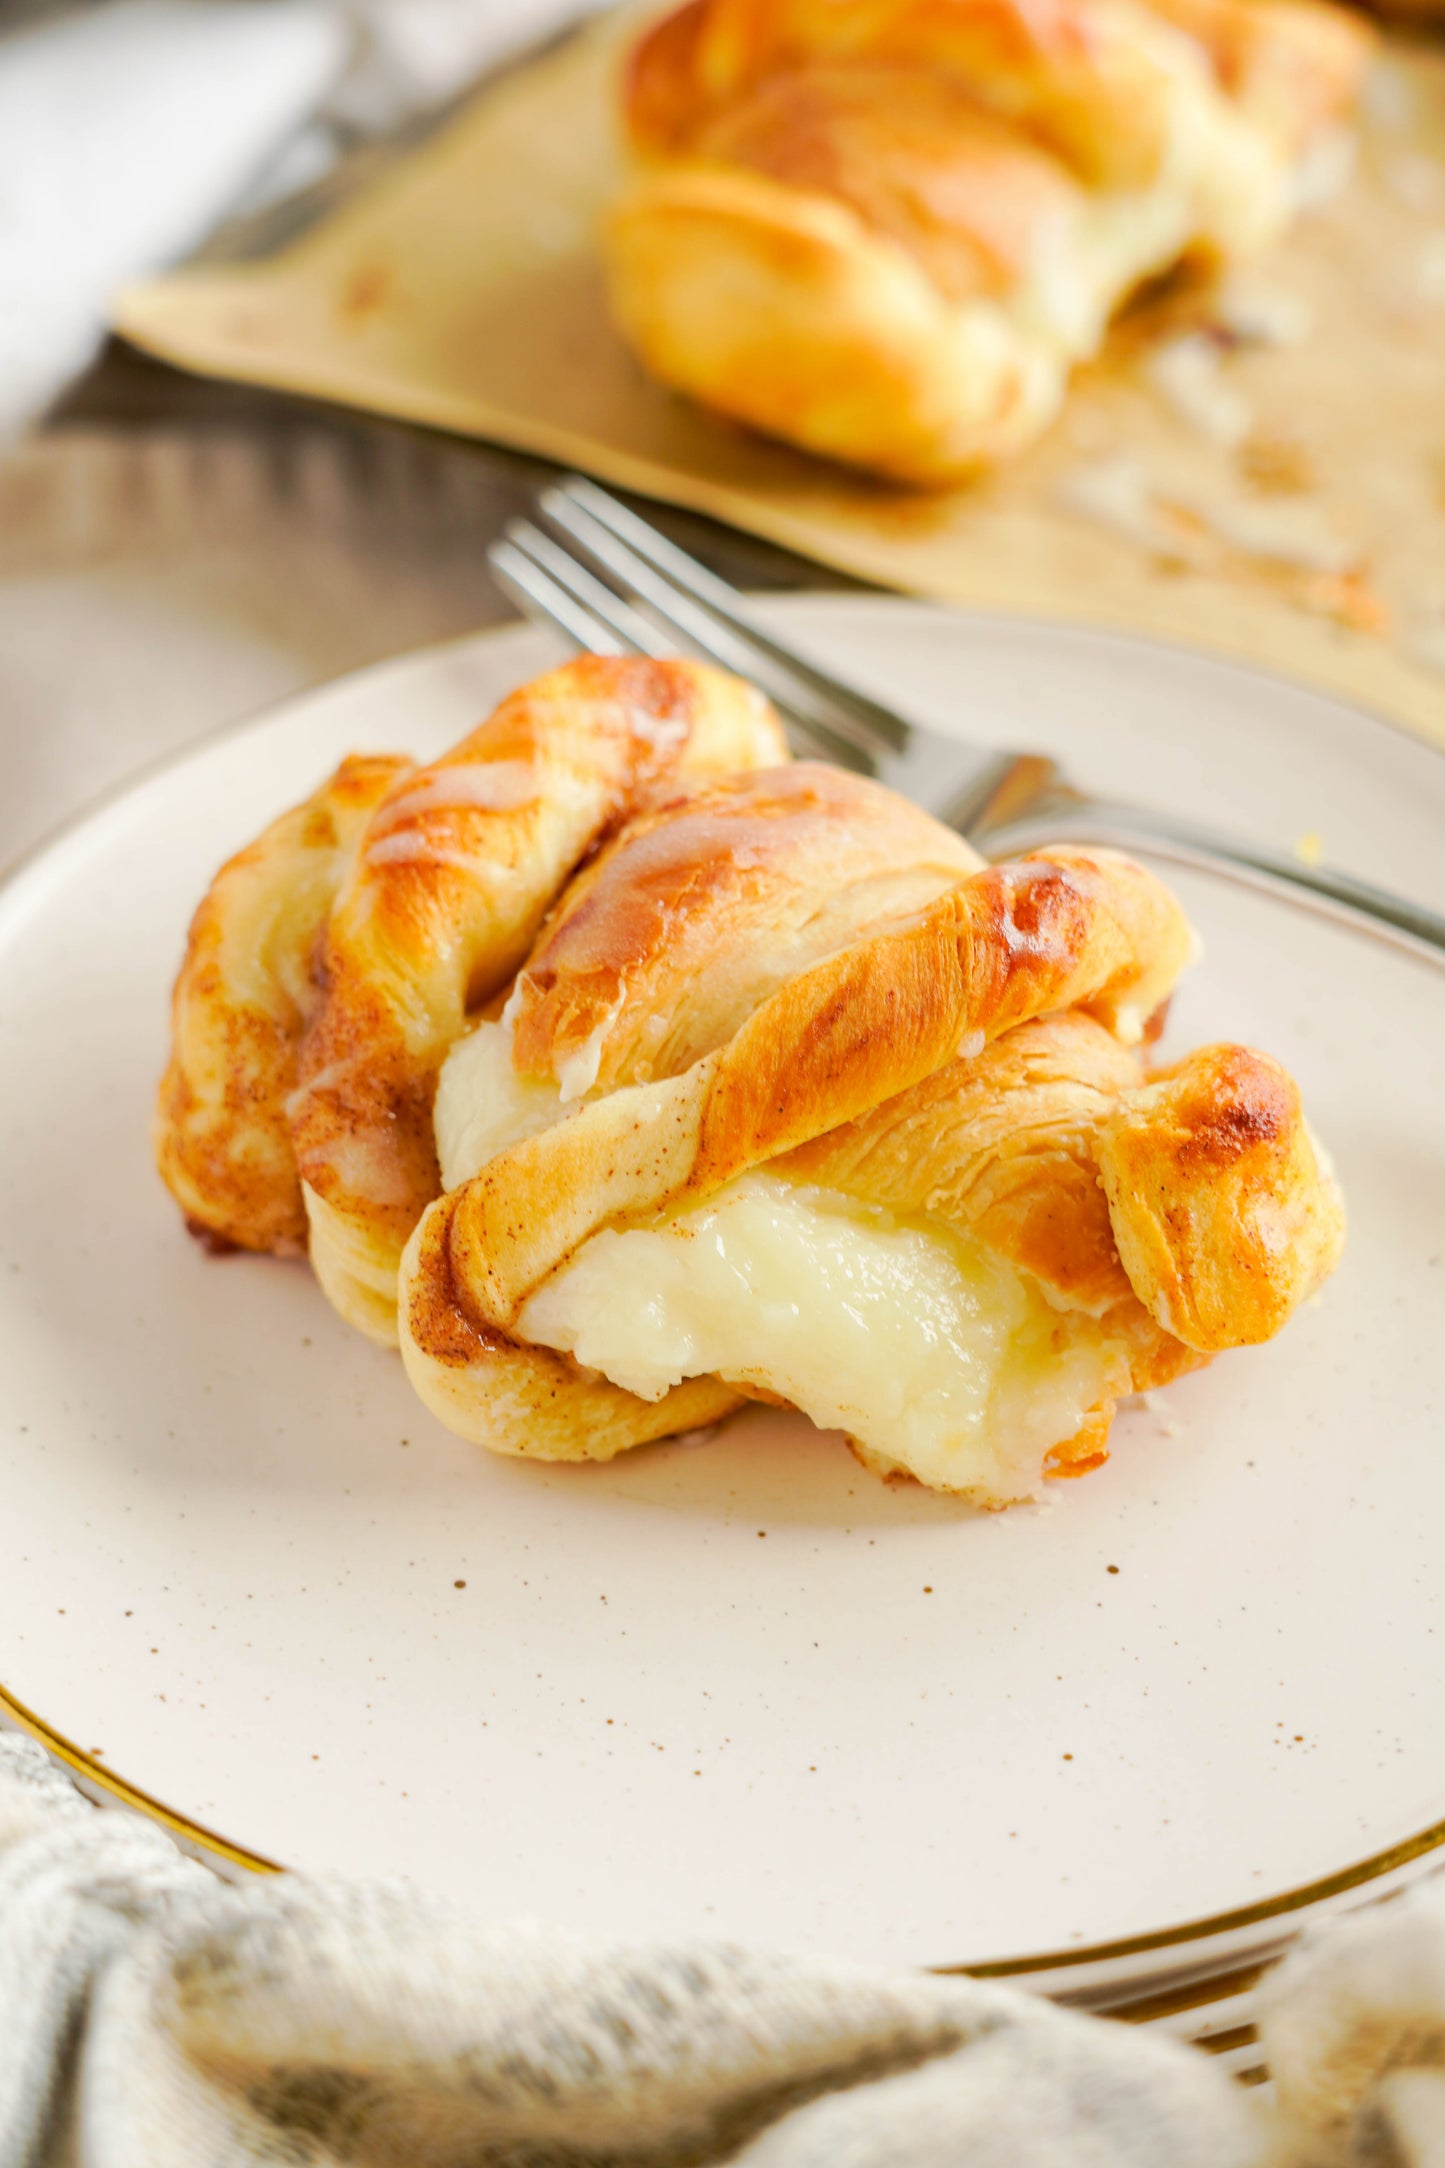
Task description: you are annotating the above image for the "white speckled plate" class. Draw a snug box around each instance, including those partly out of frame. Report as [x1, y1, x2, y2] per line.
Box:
[3, 602, 1444, 2001]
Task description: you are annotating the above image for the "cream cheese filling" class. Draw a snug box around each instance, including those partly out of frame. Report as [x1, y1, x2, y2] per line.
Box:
[436, 1021, 1117, 1501]
[435, 1016, 568, 1191]
[522, 1175, 1116, 1502]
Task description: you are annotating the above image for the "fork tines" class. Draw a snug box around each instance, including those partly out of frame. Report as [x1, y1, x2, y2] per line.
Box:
[491, 476, 912, 773]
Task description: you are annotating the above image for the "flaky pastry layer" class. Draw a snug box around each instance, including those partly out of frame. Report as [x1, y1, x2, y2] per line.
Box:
[155, 752, 410, 1255]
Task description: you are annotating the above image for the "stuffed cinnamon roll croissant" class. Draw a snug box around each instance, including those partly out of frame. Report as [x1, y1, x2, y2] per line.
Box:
[603, 0, 1372, 480]
[158, 656, 1343, 1506]
[398, 760, 1344, 1506]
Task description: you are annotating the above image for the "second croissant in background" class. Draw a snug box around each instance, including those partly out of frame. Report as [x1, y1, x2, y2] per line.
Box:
[603, 0, 1374, 480]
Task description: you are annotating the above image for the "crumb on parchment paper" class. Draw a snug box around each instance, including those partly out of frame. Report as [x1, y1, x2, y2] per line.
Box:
[1239, 434, 1316, 497]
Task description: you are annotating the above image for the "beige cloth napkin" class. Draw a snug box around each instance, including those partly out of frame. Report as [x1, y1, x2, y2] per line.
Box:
[113, 14, 1445, 750]
[6, 1731, 1445, 2167]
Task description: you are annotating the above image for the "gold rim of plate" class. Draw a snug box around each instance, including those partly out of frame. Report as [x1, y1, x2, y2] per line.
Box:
[7, 1672, 1445, 1975]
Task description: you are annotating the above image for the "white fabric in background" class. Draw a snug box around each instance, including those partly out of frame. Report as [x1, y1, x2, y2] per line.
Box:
[0, 2, 348, 433]
[0, 0, 611, 436]
[6, 1731, 1445, 2168]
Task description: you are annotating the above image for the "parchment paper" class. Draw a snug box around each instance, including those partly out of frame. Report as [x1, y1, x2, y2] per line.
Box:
[115, 13, 1445, 746]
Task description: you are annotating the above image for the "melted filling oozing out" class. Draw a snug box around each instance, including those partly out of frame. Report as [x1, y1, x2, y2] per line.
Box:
[435, 1022, 1116, 1502]
[521, 1179, 1114, 1503]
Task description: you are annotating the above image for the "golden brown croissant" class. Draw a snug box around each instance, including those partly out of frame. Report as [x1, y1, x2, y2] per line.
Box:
[157, 656, 787, 1338]
[603, 0, 1373, 480]
[398, 761, 1344, 1505]
[157, 659, 1344, 1507]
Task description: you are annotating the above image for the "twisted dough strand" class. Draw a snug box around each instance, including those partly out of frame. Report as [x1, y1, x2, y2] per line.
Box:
[404, 1008, 1341, 1490]
[289, 656, 786, 1342]
[626, 0, 1370, 181]
[1098, 1044, 1344, 1351]
[781, 1009, 1147, 1317]
[509, 762, 982, 1097]
[421, 846, 1194, 1337]
[782, 1017, 1344, 1356]
[156, 657, 1343, 1502]
[155, 752, 410, 1256]
[403, 1200, 744, 1464]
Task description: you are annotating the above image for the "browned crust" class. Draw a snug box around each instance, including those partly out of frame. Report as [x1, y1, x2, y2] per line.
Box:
[154, 752, 410, 1254]
[604, 166, 1063, 484]
[781, 1010, 1145, 1314]
[690, 65, 1084, 303]
[419, 847, 1194, 1341]
[1045, 1407, 1116, 1479]
[623, 0, 1371, 182]
[287, 656, 786, 1323]
[511, 761, 981, 1094]
[624, 0, 714, 157]
[1143, 0, 1373, 144]
[1097, 1043, 1346, 1351]
[403, 873, 1344, 1490]
[161, 661, 1345, 1498]
[623, 0, 1175, 183]
[689, 846, 1194, 1183]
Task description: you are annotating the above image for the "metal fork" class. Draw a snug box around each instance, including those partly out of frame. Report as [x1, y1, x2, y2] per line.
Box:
[488, 476, 1445, 961]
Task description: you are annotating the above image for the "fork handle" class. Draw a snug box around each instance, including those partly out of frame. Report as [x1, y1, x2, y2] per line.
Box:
[975, 799, 1445, 964]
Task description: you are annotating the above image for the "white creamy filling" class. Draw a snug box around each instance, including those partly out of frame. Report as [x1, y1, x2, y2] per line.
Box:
[519, 1173, 1114, 1501]
[434, 1018, 566, 1192]
[1038, 185, 1198, 355]
[1015, 47, 1295, 362]
[435, 1022, 1114, 1500]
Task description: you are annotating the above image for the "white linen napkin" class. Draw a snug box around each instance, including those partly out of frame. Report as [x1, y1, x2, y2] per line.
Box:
[0, 0, 607, 435]
[5, 1730, 1445, 2167]
[0, 1736, 1263, 2168]
[0, 2, 346, 433]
